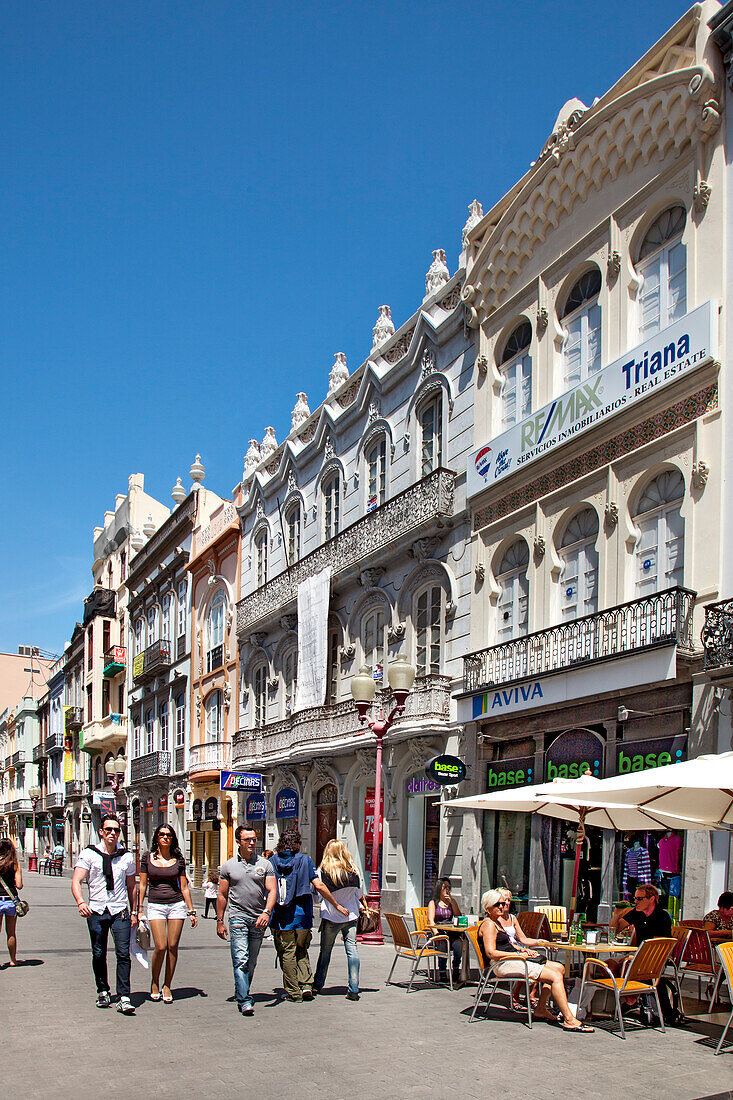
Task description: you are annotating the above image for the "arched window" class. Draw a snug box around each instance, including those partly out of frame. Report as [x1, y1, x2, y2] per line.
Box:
[145, 708, 155, 754]
[283, 649, 298, 716]
[637, 206, 687, 339]
[252, 666, 267, 728]
[159, 702, 169, 753]
[366, 436, 387, 512]
[415, 585, 444, 676]
[254, 530, 268, 588]
[559, 508, 599, 620]
[286, 503, 301, 565]
[561, 269, 602, 387]
[323, 473, 341, 541]
[207, 589, 226, 672]
[175, 693, 185, 747]
[419, 393, 443, 476]
[496, 540, 529, 641]
[499, 321, 532, 429]
[633, 470, 685, 596]
[206, 690, 223, 740]
[361, 607, 386, 674]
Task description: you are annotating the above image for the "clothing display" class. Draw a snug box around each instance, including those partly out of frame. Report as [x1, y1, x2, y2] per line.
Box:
[622, 843, 651, 896]
[657, 832, 683, 873]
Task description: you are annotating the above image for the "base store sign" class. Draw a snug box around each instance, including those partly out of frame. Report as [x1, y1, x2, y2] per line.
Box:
[468, 300, 716, 498]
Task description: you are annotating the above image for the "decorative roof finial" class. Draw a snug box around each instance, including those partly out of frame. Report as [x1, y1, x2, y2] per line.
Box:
[424, 249, 450, 300]
[142, 513, 156, 539]
[171, 477, 186, 506]
[243, 440, 261, 480]
[461, 199, 484, 255]
[261, 427, 278, 461]
[291, 394, 310, 432]
[328, 352, 349, 394]
[372, 305, 394, 349]
[190, 453, 205, 488]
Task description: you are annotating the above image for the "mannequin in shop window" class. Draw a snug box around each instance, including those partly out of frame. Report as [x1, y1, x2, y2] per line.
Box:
[655, 830, 682, 906]
[622, 834, 651, 901]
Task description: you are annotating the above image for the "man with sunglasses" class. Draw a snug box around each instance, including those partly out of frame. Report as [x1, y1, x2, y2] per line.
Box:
[71, 814, 138, 1014]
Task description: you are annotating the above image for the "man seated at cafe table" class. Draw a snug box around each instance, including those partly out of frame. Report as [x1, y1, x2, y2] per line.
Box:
[704, 891, 733, 932]
[605, 884, 672, 1014]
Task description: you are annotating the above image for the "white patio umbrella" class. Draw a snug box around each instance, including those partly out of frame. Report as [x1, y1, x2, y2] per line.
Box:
[449, 774, 712, 922]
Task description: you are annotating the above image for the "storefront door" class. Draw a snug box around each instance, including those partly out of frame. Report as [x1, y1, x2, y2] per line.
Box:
[316, 784, 337, 865]
[405, 787, 441, 910]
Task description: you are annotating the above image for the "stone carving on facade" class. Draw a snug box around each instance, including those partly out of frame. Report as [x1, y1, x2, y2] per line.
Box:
[406, 737, 434, 774]
[605, 502, 619, 530]
[359, 566, 385, 588]
[223, 680, 231, 710]
[410, 536, 441, 561]
[372, 305, 395, 349]
[336, 378, 360, 408]
[354, 749, 376, 783]
[340, 642, 356, 663]
[260, 427, 278, 462]
[475, 562, 485, 585]
[476, 354, 488, 379]
[420, 348, 436, 378]
[312, 758, 334, 788]
[171, 477, 186, 505]
[606, 251, 621, 282]
[688, 65, 721, 135]
[267, 677, 278, 694]
[249, 631, 267, 649]
[694, 180, 712, 212]
[323, 435, 334, 461]
[291, 394, 310, 433]
[461, 199, 483, 252]
[424, 249, 449, 300]
[535, 307, 548, 336]
[280, 614, 297, 633]
[287, 471, 297, 495]
[534, 535, 546, 561]
[387, 622, 406, 643]
[243, 439, 261, 478]
[437, 284, 462, 311]
[328, 352, 349, 393]
[195, 694, 201, 724]
[367, 400, 381, 423]
[265, 458, 279, 477]
[299, 421, 318, 444]
[539, 101, 588, 159]
[692, 460, 710, 490]
[382, 325, 415, 365]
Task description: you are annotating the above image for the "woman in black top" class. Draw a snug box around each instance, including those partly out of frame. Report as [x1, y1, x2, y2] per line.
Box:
[137, 825, 197, 1002]
[0, 839, 22, 966]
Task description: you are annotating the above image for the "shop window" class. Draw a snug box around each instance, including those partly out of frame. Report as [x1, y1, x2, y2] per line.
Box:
[286, 503, 301, 565]
[633, 470, 685, 596]
[206, 690, 223, 740]
[419, 393, 443, 476]
[560, 268, 601, 387]
[254, 529, 268, 588]
[415, 585, 443, 676]
[253, 666, 267, 728]
[499, 321, 532, 429]
[636, 206, 687, 339]
[366, 436, 387, 513]
[323, 473, 341, 541]
[559, 508, 599, 621]
[283, 649, 297, 716]
[496, 540, 529, 642]
[207, 589, 226, 673]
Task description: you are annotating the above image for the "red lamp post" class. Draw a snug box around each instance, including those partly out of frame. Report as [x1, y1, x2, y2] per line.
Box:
[351, 654, 416, 944]
[28, 786, 42, 872]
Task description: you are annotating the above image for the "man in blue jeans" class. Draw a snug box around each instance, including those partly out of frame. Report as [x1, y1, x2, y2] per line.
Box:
[216, 826, 277, 1017]
[71, 813, 138, 1014]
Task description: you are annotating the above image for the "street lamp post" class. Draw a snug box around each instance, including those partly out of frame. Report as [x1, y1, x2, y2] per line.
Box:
[105, 756, 127, 797]
[28, 786, 42, 872]
[350, 653, 416, 944]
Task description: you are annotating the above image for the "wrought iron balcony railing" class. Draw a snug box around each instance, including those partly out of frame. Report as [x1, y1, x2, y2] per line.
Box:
[65, 779, 86, 799]
[236, 468, 455, 634]
[463, 586, 697, 694]
[130, 751, 171, 783]
[132, 640, 171, 684]
[44, 792, 64, 810]
[45, 732, 65, 754]
[65, 707, 84, 731]
[10, 798, 32, 813]
[11, 750, 27, 767]
[189, 741, 230, 774]
[233, 674, 451, 767]
[33, 743, 47, 762]
[701, 597, 733, 672]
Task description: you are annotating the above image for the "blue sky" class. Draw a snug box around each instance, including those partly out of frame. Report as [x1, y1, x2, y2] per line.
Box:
[1, 0, 689, 655]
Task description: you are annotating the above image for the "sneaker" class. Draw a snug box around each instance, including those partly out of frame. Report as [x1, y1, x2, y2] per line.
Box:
[96, 991, 111, 1009]
[301, 989, 314, 1001]
[239, 1004, 255, 1017]
[116, 996, 136, 1015]
[345, 991, 360, 1001]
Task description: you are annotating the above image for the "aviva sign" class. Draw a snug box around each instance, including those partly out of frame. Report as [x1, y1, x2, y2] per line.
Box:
[467, 300, 717, 499]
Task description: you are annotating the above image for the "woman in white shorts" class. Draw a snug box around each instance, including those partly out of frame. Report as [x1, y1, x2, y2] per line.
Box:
[480, 888, 593, 1033]
[137, 825, 197, 1002]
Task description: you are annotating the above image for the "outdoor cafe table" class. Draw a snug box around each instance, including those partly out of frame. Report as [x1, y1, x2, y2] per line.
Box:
[434, 922, 480, 982]
[547, 940, 637, 977]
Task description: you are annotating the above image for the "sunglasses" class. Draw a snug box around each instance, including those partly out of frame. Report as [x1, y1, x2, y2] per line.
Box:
[102, 828, 121, 835]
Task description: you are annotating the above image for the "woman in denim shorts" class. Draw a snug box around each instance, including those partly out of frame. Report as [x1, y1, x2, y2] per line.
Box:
[137, 825, 197, 1002]
[0, 839, 22, 966]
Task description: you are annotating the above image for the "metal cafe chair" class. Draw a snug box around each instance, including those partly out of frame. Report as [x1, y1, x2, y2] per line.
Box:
[713, 942, 733, 1056]
[384, 913, 453, 992]
[516, 911, 553, 942]
[578, 937, 676, 1040]
[465, 923, 534, 1029]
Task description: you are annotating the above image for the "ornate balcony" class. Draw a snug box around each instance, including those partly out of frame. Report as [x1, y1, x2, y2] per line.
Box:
[11, 750, 27, 767]
[44, 792, 64, 810]
[65, 779, 86, 799]
[701, 597, 733, 677]
[33, 743, 47, 763]
[65, 707, 84, 731]
[130, 751, 171, 783]
[132, 640, 171, 684]
[233, 674, 452, 768]
[463, 586, 697, 694]
[45, 732, 65, 754]
[103, 646, 126, 678]
[82, 715, 128, 754]
[237, 468, 455, 634]
[10, 798, 32, 813]
[189, 741, 230, 775]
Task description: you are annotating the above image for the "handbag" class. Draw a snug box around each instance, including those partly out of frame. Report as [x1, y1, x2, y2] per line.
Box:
[357, 901, 380, 935]
[135, 918, 151, 952]
[2, 874, 29, 918]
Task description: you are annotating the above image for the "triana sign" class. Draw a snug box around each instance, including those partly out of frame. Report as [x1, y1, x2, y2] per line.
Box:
[425, 755, 467, 785]
[220, 770, 262, 792]
[275, 788, 299, 819]
[545, 729, 604, 781]
[467, 300, 717, 499]
[246, 793, 267, 820]
[486, 757, 535, 789]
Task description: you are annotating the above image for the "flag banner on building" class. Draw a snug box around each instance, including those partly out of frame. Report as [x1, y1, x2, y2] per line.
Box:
[63, 750, 74, 782]
[294, 566, 332, 712]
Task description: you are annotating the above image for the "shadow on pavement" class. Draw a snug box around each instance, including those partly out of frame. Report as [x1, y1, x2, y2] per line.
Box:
[130, 986, 207, 1007]
[1, 958, 44, 969]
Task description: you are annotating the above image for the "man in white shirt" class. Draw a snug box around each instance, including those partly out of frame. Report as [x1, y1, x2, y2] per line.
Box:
[71, 813, 138, 1013]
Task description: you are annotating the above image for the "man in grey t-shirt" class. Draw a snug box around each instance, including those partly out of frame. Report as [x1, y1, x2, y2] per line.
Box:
[217, 826, 276, 1016]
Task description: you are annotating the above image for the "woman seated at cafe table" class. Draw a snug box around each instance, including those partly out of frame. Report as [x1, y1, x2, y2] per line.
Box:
[480, 889, 594, 1033]
[427, 878, 463, 985]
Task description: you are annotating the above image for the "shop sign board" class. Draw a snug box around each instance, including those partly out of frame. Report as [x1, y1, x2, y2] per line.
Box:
[204, 796, 218, 820]
[364, 786, 384, 847]
[615, 734, 687, 774]
[145, 797, 154, 813]
[192, 798, 203, 820]
[93, 791, 117, 816]
[174, 790, 185, 807]
[275, 788, 299, 819]
[63, 750, 74, 782]
[406, 776, 441, 797]
[486, 756, 536, 789]
[545, 729, 604, 781]
[246, 793, 267, 820]
[81, 807, 92, 823]
[468, 300, 717, 500]
[158, 795, 168, 812]
[425, 755, 467, 785]
[220, 770, 262, 792]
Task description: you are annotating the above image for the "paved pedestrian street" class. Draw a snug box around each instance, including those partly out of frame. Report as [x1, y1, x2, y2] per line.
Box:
[3, 877, 732, 1100]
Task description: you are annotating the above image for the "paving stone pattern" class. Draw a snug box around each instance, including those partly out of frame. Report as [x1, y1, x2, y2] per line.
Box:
[2, 877, 732, 1100]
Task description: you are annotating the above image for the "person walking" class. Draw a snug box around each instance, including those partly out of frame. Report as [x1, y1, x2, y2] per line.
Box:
[137, 824, 197, 1003]
[0, 839, 23, 966]
[71, 813, 138, 1014]
[269, 828, 349, 1003]
[216, 825, 277, 1017]
[203, 870, 219, 919]
[314, 839, 364, 1000]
